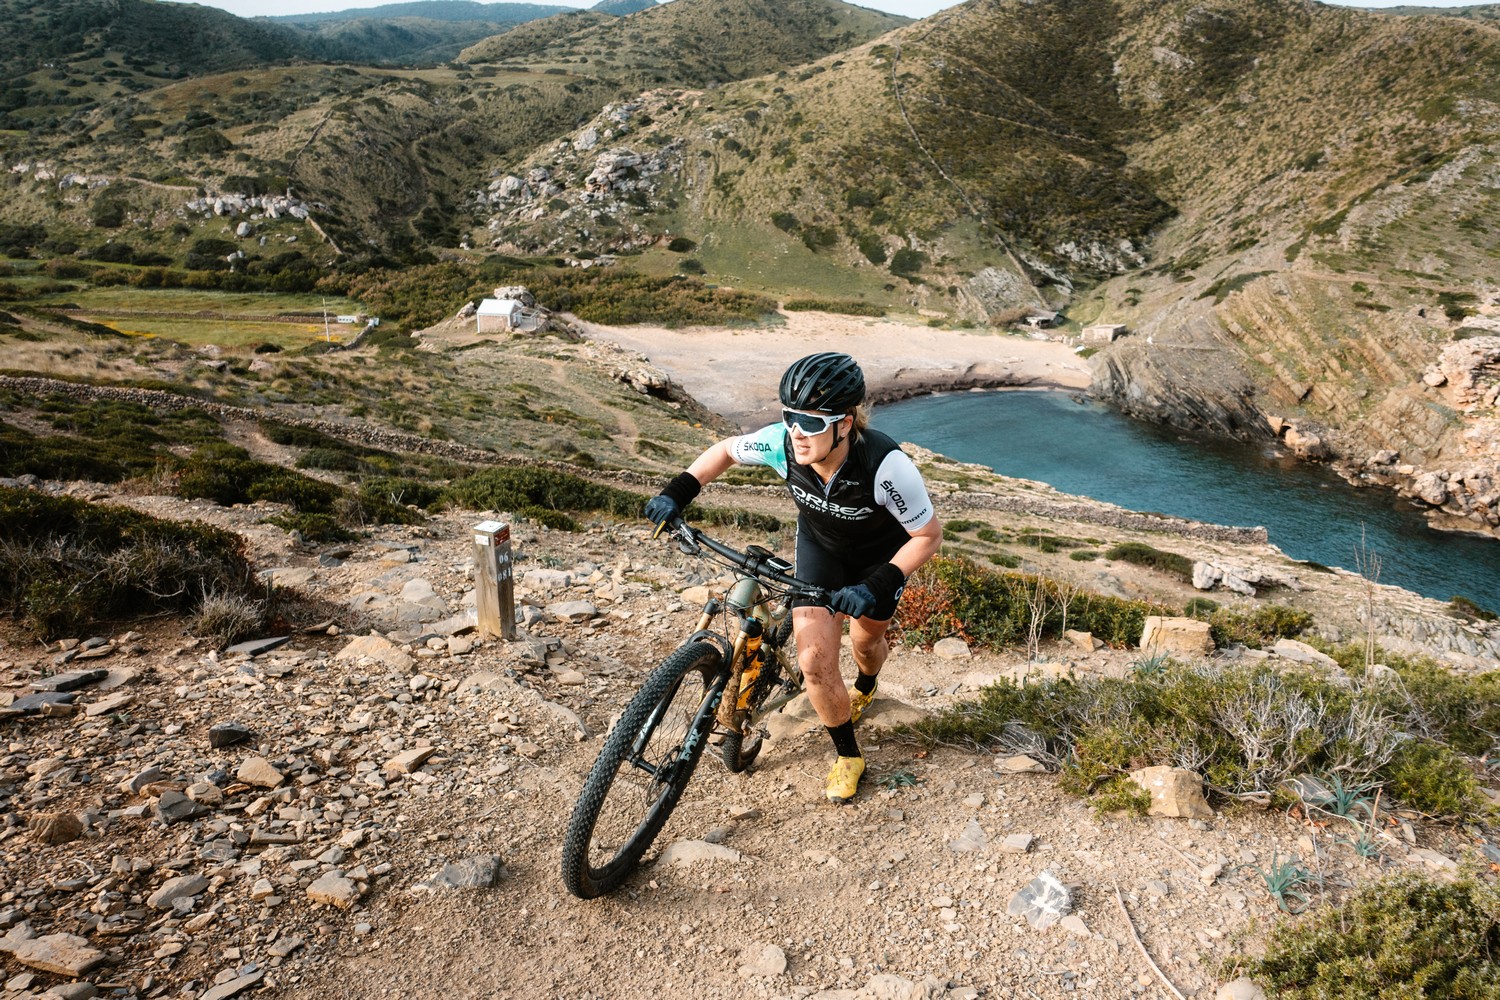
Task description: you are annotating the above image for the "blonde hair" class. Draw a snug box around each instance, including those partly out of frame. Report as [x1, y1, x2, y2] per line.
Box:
[850, 403, 870, 434]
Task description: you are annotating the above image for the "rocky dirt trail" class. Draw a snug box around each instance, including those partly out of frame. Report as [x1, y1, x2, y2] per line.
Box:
[1, 489, 1493, 1000]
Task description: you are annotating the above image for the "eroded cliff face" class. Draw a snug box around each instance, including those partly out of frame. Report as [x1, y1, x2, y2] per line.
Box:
[1088, 295, 1272, 440]
[1089, 277, 1500, 539]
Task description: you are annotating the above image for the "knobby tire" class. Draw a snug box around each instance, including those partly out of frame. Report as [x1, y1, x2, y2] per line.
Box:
[560, 640, 724, 899]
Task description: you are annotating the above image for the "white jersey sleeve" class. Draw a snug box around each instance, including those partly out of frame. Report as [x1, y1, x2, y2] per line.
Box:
[725, 423, 790, 479]
[873, 450, 935, 531]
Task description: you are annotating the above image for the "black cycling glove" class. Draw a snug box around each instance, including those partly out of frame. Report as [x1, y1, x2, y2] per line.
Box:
[644, 471, 702, 527]
[829, 563, 906, 619]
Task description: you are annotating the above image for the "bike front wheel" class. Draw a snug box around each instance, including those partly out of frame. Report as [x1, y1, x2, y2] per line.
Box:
[561, 640, 725, 899]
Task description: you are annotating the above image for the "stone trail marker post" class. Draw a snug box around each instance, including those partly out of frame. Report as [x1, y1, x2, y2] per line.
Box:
[472, 520, 516, 641]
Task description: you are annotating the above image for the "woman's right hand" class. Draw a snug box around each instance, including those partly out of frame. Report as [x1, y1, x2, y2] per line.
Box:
[643, 494, 680, 526]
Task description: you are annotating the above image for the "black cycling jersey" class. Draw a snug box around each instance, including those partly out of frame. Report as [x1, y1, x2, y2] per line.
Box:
[728, 424, 934, 569]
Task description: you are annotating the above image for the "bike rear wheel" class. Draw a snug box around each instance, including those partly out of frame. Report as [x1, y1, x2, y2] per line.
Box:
[561, 640, 724, 899]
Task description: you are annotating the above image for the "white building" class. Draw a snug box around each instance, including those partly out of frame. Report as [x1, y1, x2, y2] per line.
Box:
[477, 298, 524, 333]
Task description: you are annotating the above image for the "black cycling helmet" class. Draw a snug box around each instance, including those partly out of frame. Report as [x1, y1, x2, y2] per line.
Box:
[779, 352, 865, 413]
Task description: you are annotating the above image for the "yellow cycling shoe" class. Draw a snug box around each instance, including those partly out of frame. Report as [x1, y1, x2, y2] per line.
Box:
[849, 680, 878, 724]
[825, 755, 865, 803]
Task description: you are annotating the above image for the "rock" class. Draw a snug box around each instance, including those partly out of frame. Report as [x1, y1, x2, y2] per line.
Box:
[384, 747, 436, 775]
[200, 971, 264, 1000]
[1217, 978, 1267, 1000]
[1063, 629, 1102, 652]
[1270, 639, 1339, 668]
[209, 722, 253, 748]
[224, 636, 290, 657]
[997, 754, 1048, 773]
[1000, 833, 1034, 854]
[269, 935, 305, 958]
[655, 840, 741, 867]
[147, 874, 208, 909]
[47, 982, 98, 1000]
[1007, 871, 1073, 929]
[1059, 914, 1091, 937]
[933, 637, 972, 658]
[1192, 561, 1222, 591]
[946, 818, 987, 853]
[739, 943, 787, 978]
[1, 691, 76, 716]
[1139, 616, 1215, 658]
[29, 669, 107, 692]
[335, 634, 413, 671]
[680, 585, 712, 606]
[1411, 471, 1450, 505]
[28, 812, 84, 845]
[1129, 765, 1214, 820]
[547, 600, 599, 623]
[11, 934, 106, 976]
[1283, 426, 1328, 459]
[83, 692, 133, 717]
[155, 790, 209, 825]
[236, 756, 285, 788]
[307, 873, 360, 908]
[411, 854, 509, 891]
[865, 974, 947, 999]
[1423, 370, 1448, 387]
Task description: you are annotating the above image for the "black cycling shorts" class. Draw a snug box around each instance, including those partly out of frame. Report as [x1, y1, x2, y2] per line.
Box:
[793, 525, 906, 621]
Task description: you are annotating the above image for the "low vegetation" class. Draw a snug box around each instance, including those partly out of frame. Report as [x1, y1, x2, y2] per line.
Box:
[1244, 872, 1500, 999]
[0, 485, 256, 639]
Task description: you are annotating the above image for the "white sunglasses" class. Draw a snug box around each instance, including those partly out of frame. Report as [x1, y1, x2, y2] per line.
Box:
[782, 408, 845, 436]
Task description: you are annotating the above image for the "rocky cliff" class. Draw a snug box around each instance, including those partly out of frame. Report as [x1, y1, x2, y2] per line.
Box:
[1089, 274, 1500, 540]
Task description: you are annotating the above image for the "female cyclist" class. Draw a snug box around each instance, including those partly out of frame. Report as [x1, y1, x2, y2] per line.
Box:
[644, 352, 942, 802]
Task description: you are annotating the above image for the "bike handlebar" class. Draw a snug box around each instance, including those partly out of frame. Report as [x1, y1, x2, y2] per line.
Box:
[658, 517, 828, 604]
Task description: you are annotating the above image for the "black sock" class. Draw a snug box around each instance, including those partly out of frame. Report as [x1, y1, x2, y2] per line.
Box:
[826, 720, 860, 758]
[854, 672, 877, 696]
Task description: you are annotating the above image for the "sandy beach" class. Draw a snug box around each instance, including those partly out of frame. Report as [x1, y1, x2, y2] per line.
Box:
[575, 311, 1092, 429]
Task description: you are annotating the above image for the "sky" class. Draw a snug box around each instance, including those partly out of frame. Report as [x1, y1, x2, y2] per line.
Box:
[177, 0, 1451, 21]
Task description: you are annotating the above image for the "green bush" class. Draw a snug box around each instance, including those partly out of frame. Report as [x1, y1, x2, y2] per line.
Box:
[360, 476, 445, 511]
[445, 467, 646, 523]
[895, 555, 1173, 650]
[889, 248, 926, 277]
[1104, 541, 1194, 581]
[0, 485, 255, 638]
[1382, 741, 1484, 816]
[1245, 872, 1500, 999]
[782, 299, 884, 317]
[1199, 605, 1313, 649]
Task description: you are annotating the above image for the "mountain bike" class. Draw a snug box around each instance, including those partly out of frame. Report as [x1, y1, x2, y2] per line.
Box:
[560, 517, 827, 899]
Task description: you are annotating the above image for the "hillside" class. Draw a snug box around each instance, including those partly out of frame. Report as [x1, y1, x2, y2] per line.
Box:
[459, 0, 910, 87]
[470, 0, 1500, 537]
[2, 0, 1499, 538]
[1, 314, 1499, 999]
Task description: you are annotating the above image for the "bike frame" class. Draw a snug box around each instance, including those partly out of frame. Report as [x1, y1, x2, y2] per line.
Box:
[662, 520, 822, 738]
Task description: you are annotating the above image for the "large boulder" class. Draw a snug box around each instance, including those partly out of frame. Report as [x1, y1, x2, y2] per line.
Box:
[1139, 616, 1215, 658]
[1129, 765, 1214, 819]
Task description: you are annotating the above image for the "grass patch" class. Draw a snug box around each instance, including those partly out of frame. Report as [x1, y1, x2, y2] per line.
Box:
[0, 485, 256, 639]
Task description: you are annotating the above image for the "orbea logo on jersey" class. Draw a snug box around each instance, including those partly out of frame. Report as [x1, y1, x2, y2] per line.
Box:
[789, 483, 875, 519]
[881, 479, 908, 515]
